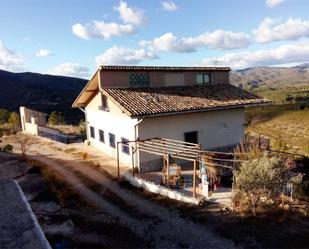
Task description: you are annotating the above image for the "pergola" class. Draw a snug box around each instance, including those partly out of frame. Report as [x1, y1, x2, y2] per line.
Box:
[117, 137, 203, 197]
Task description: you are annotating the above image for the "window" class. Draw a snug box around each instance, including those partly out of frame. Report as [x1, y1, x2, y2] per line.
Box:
[99, 94, 109, 111]
[99, 129, 105, 143]
[109, 133, 116, 148]
[90, 126, 95, 139]
[129, 73, 150, 87]
[196, 73, 211, 85]
[184, 131, 198, 144]
[121, 137, 130, 155]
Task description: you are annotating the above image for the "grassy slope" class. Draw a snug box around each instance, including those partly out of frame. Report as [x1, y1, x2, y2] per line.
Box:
[246, 107, 309, 156]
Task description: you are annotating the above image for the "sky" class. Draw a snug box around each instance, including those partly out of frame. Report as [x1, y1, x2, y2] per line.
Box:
[0, 0, 309, 79]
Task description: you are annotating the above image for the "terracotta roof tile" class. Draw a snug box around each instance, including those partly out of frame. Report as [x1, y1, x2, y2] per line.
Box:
[100, 65, 230, 71]
[103, 84, 270, 117]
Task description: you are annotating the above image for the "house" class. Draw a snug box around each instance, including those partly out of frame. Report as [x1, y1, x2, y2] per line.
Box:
[72, 66, 269, 172]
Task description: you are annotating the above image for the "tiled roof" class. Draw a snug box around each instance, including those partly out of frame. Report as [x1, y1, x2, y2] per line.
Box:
[100, 65, 230, 71]
[103, 84, 270, 117]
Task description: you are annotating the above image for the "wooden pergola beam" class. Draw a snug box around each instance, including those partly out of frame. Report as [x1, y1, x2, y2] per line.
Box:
[138, 142, 199, 157]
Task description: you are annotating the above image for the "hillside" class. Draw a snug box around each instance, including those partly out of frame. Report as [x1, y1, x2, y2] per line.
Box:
[247, 108, 309, 156]
[230, 63, 309, 90]
[0, 69, 87, 123]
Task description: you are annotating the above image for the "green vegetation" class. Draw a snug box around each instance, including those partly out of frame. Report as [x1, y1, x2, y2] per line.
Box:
[0, 144, 13, 153]
[252, 85, 309, 105]
[48, 111, 65, 125]
[8, 112, 21, 132]
[0, 108, 10, 125]
[234, 155, 288, 216]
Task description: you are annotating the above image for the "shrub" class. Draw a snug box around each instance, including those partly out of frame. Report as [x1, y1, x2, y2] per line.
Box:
[0, 109, 10, 125]
[48, 111, 65, 125]
[8, 112, 21, 133]
[2, 144, 13, 153]
[234, 155, 288, 216]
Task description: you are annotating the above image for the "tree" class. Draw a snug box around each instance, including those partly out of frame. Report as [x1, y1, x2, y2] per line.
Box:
[8, 112, 21, 132]
[11, 133, 35, 161]
[234, 155, 288, 216]
[48, 111, 65, 125]
[0, 109, 10, 125]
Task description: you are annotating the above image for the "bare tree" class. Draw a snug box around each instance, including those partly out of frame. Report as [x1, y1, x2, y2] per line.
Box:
[8, 133, 36, 160]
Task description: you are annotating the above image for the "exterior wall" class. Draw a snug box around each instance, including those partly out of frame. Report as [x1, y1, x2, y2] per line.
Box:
[137, 108, 245, 171]
[20, 106, 47, 135]
[99, 70, 229, 88]
[85, 92, 138, 166]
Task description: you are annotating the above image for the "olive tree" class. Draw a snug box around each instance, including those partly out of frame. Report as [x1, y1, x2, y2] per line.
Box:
[234, 155, 288, 216]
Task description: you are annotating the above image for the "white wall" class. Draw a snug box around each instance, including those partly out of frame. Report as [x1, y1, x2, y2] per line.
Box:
[86, 92, 138, 166]
[137, 108, 245, 170]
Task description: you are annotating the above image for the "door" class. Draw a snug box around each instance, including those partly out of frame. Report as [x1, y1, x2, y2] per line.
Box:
[184, 131, 198, 144]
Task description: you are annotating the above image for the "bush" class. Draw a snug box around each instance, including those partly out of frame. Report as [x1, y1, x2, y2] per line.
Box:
[8, 112, 21, 133]
[0, 109, 10, 125]
[48, 111, 65, 125]
[2, 144, 13, 153]
[234, 155, 288, 216]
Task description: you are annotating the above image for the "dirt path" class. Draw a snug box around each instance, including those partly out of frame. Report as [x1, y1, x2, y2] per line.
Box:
[26, 139, 238, 249]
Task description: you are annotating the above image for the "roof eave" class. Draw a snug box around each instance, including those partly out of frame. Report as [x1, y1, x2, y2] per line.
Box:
[129, 101, 271, 119]
[72, 69, 100, 108]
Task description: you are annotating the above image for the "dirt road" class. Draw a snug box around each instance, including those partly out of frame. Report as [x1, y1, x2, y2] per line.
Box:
[24, 138, 238, 248]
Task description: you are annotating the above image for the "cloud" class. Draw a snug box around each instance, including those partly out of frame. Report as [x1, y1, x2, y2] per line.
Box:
[266, 0, 286, 8]
[72, 21, 135, 40]
[200, 41, 309, 69]
[95, 46, 157, 65]
[139, 30, 250, 52]
[48, 63, 90, 78]
[0, 41, 24, 71]
[35, 49, 53, 57]
[161, 1, 178, 11]
[253, 17, 309, 43]
[72, 1, 146, 40]
[114, 1, 146, 26]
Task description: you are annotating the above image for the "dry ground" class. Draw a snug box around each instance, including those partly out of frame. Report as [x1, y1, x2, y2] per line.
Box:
[1, 136, 237, 249]
[2, 135, 309, 248]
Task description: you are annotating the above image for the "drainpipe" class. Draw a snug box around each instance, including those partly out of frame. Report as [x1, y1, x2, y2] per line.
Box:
[78, 107, 89, 141]
[134, 118, 143, 172]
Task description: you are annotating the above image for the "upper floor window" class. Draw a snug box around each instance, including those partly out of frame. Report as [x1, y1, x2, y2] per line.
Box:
[99, 94, 109, 111]
[90, 126, 95, 139]
[129, 73, 150, 87]
[196, 73, 211, 85]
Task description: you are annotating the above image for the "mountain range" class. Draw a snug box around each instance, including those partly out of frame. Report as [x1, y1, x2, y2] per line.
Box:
[0, 63, 308, 123]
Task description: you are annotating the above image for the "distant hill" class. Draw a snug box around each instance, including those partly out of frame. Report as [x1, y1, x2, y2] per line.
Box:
[0, 69, 88, 123]
[230, 63, 309, 90]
